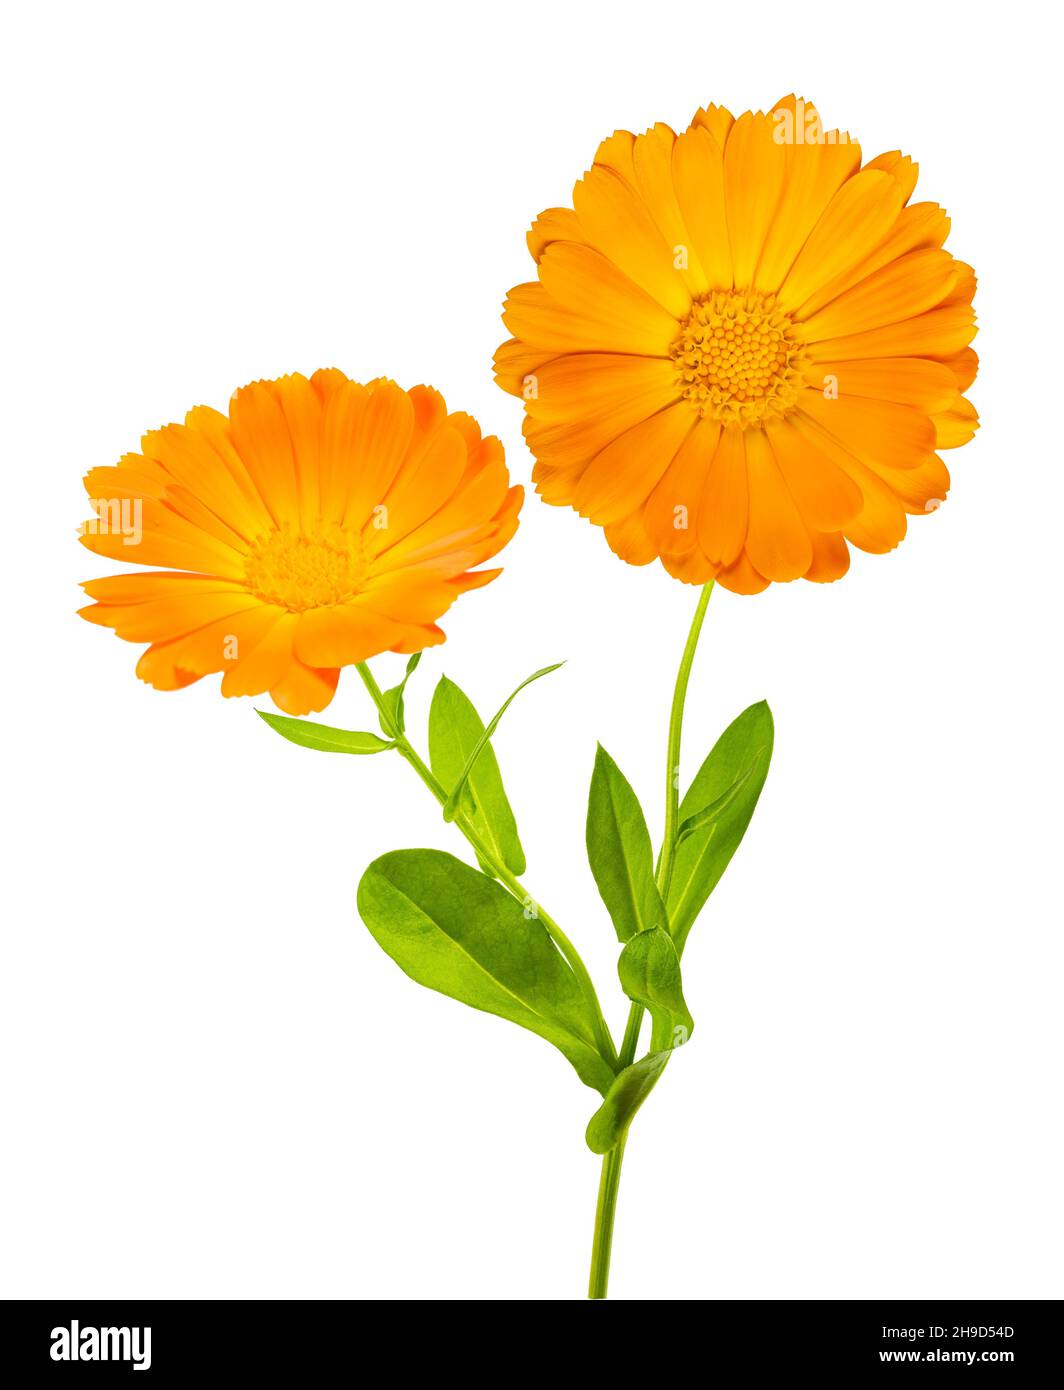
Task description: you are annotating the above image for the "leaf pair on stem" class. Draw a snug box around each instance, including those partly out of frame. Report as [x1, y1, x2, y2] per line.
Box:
[259, 659, 773, 1160]
[582, 709, 772, 1151]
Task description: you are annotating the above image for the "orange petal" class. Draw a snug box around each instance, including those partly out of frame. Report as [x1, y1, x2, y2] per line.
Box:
[798, 202, 952, 319]
[318, 378, 369, 525]
[593, 128, 637, 183]
[697, 426, 748, 567]
[294, 605, 407, 668]
[356, 570, 463, 624]
[79, 495, 248, 578]
[764, 418, 863, 531]
[645, 418, 721, 555]
[493, 338, 558, 397]
[373, 422, 467, 543]
[798, 249, 958, 343]
[537, 241, 682, 352]
[716, 550, 770, 595]
[342, 381, 415, 530]
[388, 624, 446, 656]
[660, 546, 717, 584]
[571, 165, 691, 317]
[724, 111, 787, 290]
[503, 275, 676, 357]
[805, 530, 851, 583]
[804, 357, 959, 413]
[778, 170, 904, 312]
[790, 413, 907, 554]
[933, 397, 979, 449]
[136, 605, 283, 690]
[270, 661, 339, 716]
[375, 448, 512, 574]
[140, 424, 260, 546]
[743, 427, 812, 581]
[631, 123, 709, 295]
[80, 571, 248, 605]
[806, 303, 977, 362]
[797, 391, 936, 471]
[871, 456, 951, 515]
[943, 261, 977, 307]
[690, 103, 735, 147]
[80, 587, 260, 644]
[180, 405, 278, 537]
[523, 353, 678, 427]
[755, 99, 860, 293]
[527, 206, 586, 260]
[672, 124, 733, 290]
[448, 567, 503, 595]
[604, 507, 657, 565]
[220, 611, 301, 698]
[863, 150, 919, 204]
[228, 381, 301, 527]
[573, 404, 695, 525]
[942, 348, 979, 392]
[268, 374, 323, 533]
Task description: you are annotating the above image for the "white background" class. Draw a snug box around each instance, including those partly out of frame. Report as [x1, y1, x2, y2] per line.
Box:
[2, 0, 1061, 1302]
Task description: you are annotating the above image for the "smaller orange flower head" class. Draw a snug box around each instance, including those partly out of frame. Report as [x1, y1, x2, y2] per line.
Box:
[79, 372, 522, 714]
[495, 97, 978, 593]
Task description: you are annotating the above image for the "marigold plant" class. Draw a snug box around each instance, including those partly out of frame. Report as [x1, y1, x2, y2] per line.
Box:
[81, 97, 978, 1302]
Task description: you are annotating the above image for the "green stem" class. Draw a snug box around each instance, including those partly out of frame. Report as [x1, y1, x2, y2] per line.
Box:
[658, 579, 715, 902]
[588, 580, 715, 1300]
[588, 1136, 627, 1300]
[618, 580, 714, 1068]
[354, 660, 618, 1070]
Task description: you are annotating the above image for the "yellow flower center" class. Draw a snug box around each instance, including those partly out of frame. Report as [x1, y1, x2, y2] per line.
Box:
[671, 291, 808, 427]
[244, 525, 369, 611]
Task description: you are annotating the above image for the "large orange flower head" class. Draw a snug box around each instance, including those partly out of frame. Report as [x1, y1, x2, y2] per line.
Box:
[79, 371, 522, 713]
[495, 97, 978, 593]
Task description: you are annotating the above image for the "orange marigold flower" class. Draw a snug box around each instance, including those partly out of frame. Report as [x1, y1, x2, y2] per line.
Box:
[495, 96, 978, 593]
[79, 371, 522, 713]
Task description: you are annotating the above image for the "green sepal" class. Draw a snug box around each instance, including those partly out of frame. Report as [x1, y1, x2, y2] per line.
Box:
[586, 745, 667, 942]
[257, 710, 394, 755]
[358, 849, 616, 1095]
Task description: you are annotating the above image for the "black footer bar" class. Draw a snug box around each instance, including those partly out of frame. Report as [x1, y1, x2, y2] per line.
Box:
[3, 1298, 1058, 1378]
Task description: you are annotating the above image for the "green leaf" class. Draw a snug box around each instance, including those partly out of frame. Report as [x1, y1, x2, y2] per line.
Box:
[617, 928, 694, 1052]
[257, 710, 394, 755]
[378, 653, 422, 737]
[667, 701, 774, 954]
[675, 764, 756, 847]
[442, 663, 563, 823]
[586, 746, 667, 943]
[428, 676, 525, 876]
[358, 849, 616, 1095]
[585, 1050, 671, 1154]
